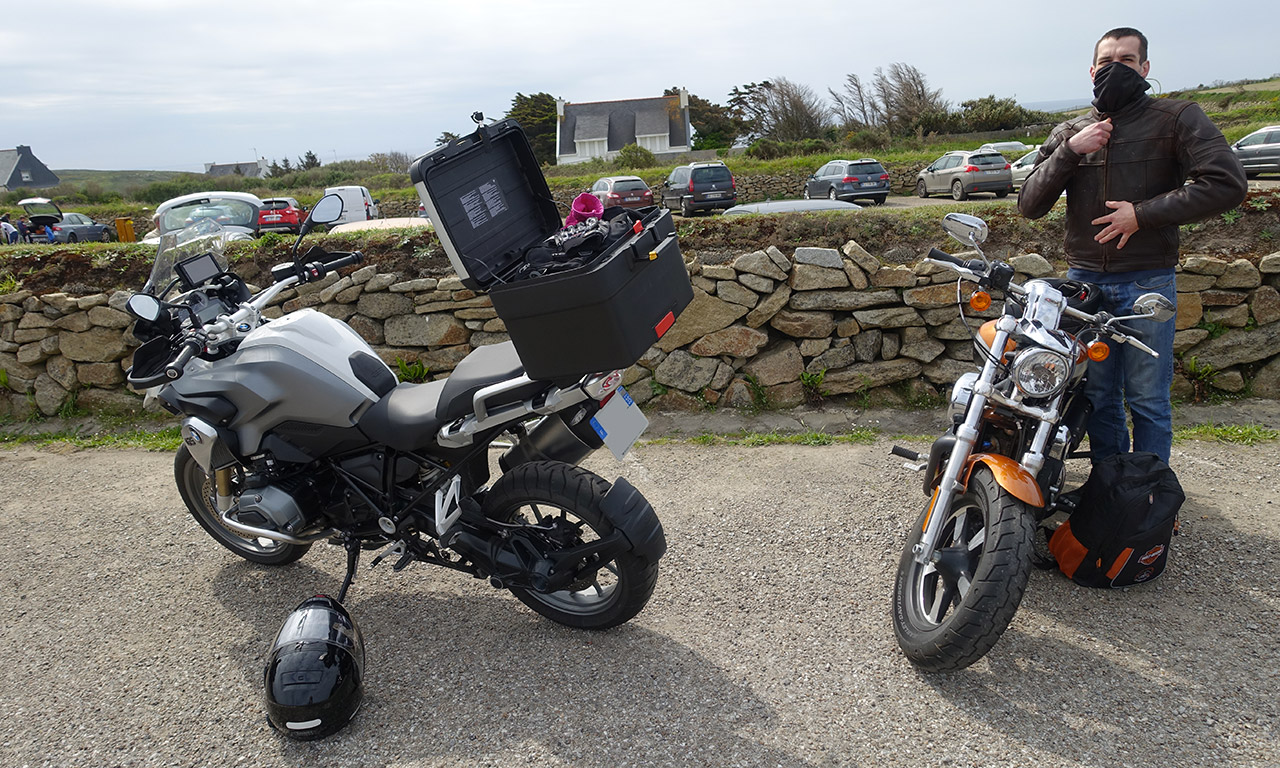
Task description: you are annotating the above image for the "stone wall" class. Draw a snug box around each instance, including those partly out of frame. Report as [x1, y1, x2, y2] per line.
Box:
[3, 247, 1279, 420]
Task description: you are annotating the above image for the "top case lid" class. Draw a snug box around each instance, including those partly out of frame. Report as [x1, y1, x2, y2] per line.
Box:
[409, 119, 562, 290]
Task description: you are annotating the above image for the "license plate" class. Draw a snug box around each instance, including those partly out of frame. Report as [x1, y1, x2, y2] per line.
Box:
[624, 196, 640, 202]
[704, 192, 724, 199]
[860, 181, 877, 187]
[590, 387, 648, 460]
[265, 215, 282, 221]
[984, 170, 1001, 175]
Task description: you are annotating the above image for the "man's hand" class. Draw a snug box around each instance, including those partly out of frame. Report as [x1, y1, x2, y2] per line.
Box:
[1067, 118, 1113, 155]
[1092, 200, 1140, 248]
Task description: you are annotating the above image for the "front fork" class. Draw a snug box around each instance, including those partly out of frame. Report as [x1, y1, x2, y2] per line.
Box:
[913, 316, 1013, 565]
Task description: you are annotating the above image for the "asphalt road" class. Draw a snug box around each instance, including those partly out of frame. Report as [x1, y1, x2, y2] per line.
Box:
[1, 401, 1277, 768]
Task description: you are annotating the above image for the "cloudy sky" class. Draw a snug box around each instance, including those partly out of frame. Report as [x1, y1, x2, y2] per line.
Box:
[2, 0, 1274, 172]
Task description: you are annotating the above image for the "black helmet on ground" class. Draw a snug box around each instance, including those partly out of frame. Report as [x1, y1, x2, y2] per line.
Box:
[263, 595, 364, 740]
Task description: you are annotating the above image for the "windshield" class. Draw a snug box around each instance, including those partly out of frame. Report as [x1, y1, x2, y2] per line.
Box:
[692, 166, 732, 183]
[143, 219, 232, 298]
[157, 197, 258, 233]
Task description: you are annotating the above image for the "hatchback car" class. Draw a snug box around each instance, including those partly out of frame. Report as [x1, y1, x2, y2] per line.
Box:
[803, 159, 890, 205]
[979, 140, 1031, 155]
[916, 150, 1013, 200]
[1010, 148, 1040, 188]
[659, 161, 736, 216]
[140, 191, 262, 244]
[589, 176, 654, 210]
[1231, 125, 1280, 177]
[18, 198, 117, 243]
[258, 197, 307, 234]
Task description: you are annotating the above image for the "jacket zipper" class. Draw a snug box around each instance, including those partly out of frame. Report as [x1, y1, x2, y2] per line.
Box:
[1101, 118, 1111, 272]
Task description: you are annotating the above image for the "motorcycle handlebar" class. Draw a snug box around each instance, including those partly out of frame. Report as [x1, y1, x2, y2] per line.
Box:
[165, 337, 204, 380]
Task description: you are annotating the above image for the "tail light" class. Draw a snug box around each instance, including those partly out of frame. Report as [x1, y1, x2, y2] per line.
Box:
[607, 193, 621, 201]
[1004, 163, 1011, 170]
[842, 176, 855, 183]
[964, 165, 979, 173]
[688, 179, 695, 193]
[879, 173, 889, 180]
[51, 225, 62, 231]
[731, 176, 736, 190]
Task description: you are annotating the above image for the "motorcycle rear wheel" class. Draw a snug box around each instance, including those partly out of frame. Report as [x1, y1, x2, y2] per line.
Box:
[174, 446, 310, 565]
[892, 465, 1034, 671]
[481, 461, 658, 630]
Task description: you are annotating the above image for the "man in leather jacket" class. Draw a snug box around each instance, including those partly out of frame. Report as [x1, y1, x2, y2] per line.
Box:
[1018, 27, 1247, 464]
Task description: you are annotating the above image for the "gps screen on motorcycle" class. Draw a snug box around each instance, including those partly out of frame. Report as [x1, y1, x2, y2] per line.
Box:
[174, 253, 223, 291]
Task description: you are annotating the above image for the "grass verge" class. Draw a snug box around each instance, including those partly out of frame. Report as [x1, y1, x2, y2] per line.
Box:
[1172, 422, 1280, 446]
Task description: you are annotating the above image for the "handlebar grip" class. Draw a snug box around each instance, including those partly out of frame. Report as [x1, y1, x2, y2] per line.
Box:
[927, 248, 965, 266]
[891, 445, 921, 461]
[164, 338, 203, 380]
[325, 251, 364, 271]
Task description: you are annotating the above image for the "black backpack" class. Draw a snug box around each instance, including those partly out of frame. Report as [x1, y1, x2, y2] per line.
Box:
[1048, 452, 1185, 588]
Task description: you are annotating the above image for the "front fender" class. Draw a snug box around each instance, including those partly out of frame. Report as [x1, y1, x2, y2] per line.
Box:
[964, 453, 1044, 508]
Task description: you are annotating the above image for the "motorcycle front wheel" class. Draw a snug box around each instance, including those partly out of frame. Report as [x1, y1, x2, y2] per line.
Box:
[174, 446, 310, 565]
[481, 461, 659, 630]
[892, 465, 1034, 671]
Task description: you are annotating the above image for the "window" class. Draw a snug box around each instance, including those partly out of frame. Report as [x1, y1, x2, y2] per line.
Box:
[20, 170, 33, 182]
[1237, 132, 1266, 147]
[969, 154, 1007, 167]
[848, 162, 887, 176]
[575, 138, 607, 159]
[613, 179, 648, 192]
[691, 166, 732, 183]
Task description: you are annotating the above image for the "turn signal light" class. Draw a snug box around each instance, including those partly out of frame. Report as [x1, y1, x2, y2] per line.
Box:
[1087, 341, 1110, 361]
[969, 291, 992, 312]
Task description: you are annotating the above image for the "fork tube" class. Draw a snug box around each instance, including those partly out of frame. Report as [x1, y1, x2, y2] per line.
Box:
[215, 467, 235, 512]
[914, 316, 1014, 565]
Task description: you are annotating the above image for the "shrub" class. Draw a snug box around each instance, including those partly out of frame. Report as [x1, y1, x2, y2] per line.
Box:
[614, 143, 658, 169]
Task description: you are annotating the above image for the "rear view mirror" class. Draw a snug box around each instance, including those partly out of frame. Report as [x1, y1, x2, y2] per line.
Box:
[307, 194, 344, 226]
[126, 293, 164, 322]
[942, 212, 989, 247]
[1133, 293, 1176, 323]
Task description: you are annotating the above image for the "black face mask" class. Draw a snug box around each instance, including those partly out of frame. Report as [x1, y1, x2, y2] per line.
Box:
[1092, 61, 1151, 115]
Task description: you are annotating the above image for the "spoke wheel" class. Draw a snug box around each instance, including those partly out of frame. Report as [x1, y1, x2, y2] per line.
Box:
[892, 466, 1034, 671]
[828, 187, 839, 201]
[100, 229, 113, 242]
[174, 446, 309, 565]
[916, 179, 929, 198]
[481, 461, 658, 630]
[951, 179, 968, 201]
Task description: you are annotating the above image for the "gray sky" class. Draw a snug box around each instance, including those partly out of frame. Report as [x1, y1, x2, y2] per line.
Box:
[3, 0, 1274, 172]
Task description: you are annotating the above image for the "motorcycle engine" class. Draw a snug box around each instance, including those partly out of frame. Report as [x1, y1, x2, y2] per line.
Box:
[236, 474, 323, 536]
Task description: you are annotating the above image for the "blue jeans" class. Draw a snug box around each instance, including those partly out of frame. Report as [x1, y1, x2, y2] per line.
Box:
[1067, 267, 1177, 463]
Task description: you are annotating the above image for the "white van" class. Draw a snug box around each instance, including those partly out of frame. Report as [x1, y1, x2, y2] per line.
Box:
[323, 185, 381, 225]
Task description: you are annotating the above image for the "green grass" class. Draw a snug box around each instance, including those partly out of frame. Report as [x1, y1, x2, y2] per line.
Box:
[677, 428, 879, 446]
[0, 425, 182, 451]
[1173, 423, 1280, 446]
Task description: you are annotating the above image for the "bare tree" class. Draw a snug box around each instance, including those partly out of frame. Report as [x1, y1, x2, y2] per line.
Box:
[367, 151, 415, 174]
[753, 77, 830, 142]
[871, 63, 949, 135]
[829, 73, 882, 130]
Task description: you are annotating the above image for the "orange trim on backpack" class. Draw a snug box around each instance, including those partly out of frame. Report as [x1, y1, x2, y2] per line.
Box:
[1048, 521, 1089, 579]
[1106, 548, 1134, 580]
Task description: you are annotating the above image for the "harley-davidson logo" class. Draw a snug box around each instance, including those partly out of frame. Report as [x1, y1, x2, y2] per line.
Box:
[1134, 567, 1155, 582]
[1139, 545, 1165, 565]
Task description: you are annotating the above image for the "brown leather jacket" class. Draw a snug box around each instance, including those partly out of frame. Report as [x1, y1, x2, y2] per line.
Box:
[1018, 94, 1247, 273]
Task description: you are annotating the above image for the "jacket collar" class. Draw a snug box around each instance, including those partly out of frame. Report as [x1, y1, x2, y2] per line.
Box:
[1091, 93, 1152, 124]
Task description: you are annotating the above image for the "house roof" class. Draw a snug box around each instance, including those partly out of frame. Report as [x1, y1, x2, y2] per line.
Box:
[0, 146, 61, 190]
[205, 160, 267, 178]
[559, 95, 688, 157]
[0, 150, 19, 183]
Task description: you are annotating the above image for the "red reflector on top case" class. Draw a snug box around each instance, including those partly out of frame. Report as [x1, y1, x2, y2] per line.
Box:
[633, 221, 643, 234]
[655, 311, 675, 338]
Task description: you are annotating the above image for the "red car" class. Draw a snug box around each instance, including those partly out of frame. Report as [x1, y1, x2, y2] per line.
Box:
[258, 197, 307, 234]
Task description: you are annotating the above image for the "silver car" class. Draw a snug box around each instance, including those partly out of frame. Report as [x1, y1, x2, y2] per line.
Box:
[1232, 125, 1280, 177]
[916, 150, 1013, 201]
[1010, 148, 1040, 189]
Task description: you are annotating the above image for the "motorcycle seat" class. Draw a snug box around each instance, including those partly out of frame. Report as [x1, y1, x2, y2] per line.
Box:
[357, 379, 450, 452]
[436, 341, 545, 423]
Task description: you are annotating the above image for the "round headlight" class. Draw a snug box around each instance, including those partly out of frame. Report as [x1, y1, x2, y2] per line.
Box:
[1011, 349, 1070, 398]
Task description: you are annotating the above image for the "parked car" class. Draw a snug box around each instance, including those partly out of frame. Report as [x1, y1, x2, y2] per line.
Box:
[659, 161, 736, 216]
[916, 150, 1013, 200]
[141, 191, 262, 244]
[803, 158, 891, 205]
[979, 140, 1031, 154]
[589, 176, 654, 210]
[1010, 148, 1040, 188]
[1231, 125, 1280, 177]
[324, 185, 380, 225]
[257, 197, 307, 234]
[723, 199, 861, 215]
[17, 198, 117, 243]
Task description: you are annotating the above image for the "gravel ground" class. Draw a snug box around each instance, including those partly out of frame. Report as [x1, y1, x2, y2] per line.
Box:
[1, 402, 1277, 768]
